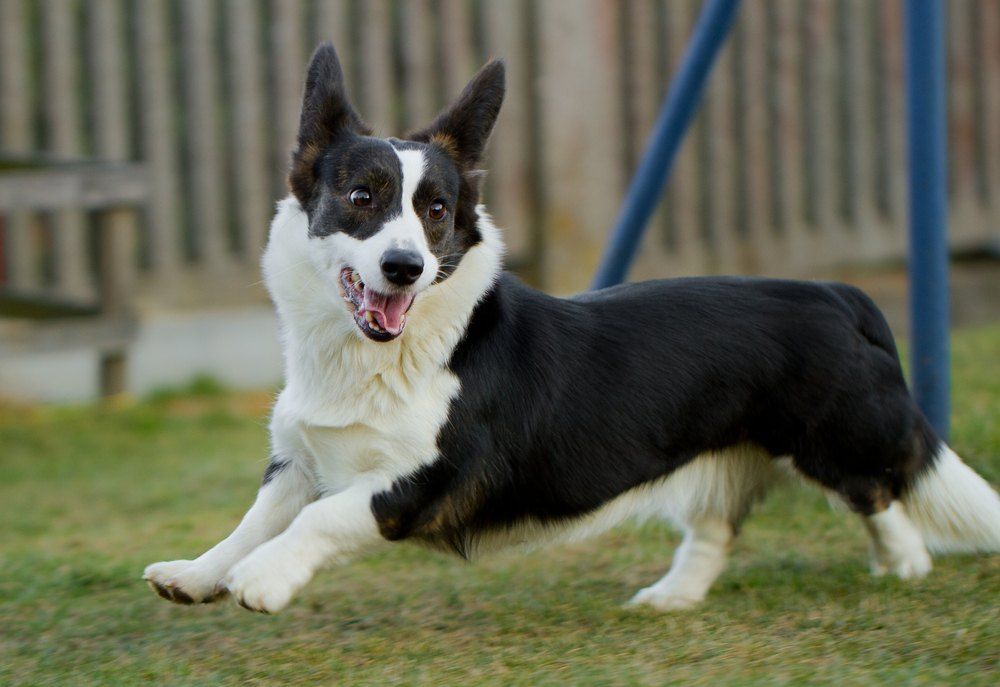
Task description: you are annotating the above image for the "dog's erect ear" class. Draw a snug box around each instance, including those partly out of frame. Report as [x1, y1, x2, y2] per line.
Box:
[289, 43, 369, 204]
[408, 59, 505, 168]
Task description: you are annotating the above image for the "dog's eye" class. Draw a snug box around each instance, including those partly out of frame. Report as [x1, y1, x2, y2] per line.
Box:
[428, 200, 447, 221]
[349, 188, 372, 207]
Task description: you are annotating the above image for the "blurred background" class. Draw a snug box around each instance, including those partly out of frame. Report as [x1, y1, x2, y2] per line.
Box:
[1, 0, 998, 401]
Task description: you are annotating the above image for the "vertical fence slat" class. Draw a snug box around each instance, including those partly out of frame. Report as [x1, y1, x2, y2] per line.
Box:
[871, 0, 896, 226]
[626, 0, 680, 279]
[734, 1, 775, 273]
[948, 0, 981, 246]
[804, 0, 844, 263]
[764, 1, 785, 241]
[883, 0, 908, 243]
[91, 1, 131, 161]
[270, 0, 306, 200]
[400, 0, 438, 130]
[315, 0, 349, 57]
[846, 0, 885, 257]
[315, 0, 353, 99]
[662, 0, 705, 276]
[699, 6, 736, 275]
[948, 0, 974, 203]
[359, 0, 394, 133]
[538, 0, 624, 291]
[180, 0, 228, 266]
[709, 24, 741, 274]
[980, 0, 1000, 221]
[137, 0, 183, 278]
[42, 0, 90, 297]
[89, 0, 137, 388]
[0, 0, 39, 290]
[227, 0, 270, 262]
[0, 0, 32, 152]
[484, 0, 535, 266]
[440, 0, 477, 100]
[967, 0, 989, 210]
[771, 0, 812, 271]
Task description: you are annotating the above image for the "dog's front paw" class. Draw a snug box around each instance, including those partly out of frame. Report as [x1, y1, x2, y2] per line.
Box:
[143, 559, 228, 605]
[627, 585, 702, 612]
[222, 542, 312, 614]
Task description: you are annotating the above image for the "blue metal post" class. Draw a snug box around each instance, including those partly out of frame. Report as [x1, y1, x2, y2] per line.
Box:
[591, 0, 742, 290]
[904, 0, 950, 438]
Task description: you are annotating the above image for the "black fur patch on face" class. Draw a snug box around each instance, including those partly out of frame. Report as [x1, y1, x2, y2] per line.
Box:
[307, 137, 405, 239]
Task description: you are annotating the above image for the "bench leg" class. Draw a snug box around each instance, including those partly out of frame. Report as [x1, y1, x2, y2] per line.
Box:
[100, 350, 127, 397]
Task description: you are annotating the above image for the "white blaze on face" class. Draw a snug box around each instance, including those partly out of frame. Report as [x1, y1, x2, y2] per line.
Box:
[348, 146, 438, 295]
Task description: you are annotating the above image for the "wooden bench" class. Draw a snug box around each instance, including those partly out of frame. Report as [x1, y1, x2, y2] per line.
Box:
[0, 156, 148, 396]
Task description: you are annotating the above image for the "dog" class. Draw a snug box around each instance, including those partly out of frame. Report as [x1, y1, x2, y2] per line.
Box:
[145, 43, 1000, 613]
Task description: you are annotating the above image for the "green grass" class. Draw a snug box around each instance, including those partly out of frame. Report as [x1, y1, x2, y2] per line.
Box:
[1, 326, 998, 686]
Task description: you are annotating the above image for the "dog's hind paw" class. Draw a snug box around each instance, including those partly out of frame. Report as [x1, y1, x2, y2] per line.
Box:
[143, 559, 228, 605]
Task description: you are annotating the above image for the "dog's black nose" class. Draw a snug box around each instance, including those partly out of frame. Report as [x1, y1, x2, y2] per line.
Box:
[380, 249, 424, 286]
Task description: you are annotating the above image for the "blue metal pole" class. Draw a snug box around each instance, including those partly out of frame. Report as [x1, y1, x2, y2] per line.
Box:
[591, 0, 742, 290]
[904, 0, 950, 439]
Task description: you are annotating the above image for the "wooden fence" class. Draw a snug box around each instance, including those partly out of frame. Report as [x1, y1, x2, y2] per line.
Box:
[0, 0, 998, 305]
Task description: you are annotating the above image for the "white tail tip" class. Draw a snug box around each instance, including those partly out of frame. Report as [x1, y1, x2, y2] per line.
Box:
[902, 446, 1000, 554]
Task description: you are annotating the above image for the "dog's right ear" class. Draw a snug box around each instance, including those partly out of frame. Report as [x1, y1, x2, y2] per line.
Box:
[289, 43, 369, 204]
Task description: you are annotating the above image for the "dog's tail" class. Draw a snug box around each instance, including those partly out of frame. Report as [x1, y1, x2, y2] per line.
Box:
[902, 433, 1000, 554]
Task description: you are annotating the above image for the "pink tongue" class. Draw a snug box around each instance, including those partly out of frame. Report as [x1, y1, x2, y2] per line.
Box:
[362, 289, 415, 335]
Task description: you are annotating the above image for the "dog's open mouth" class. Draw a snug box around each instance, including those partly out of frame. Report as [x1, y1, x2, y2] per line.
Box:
[339, 267, 415, 342]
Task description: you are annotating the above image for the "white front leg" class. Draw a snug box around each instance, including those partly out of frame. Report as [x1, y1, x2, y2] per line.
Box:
[223, 480, 386, 613]
[629, 517, 734, 611]
[144, 458, 315, 604]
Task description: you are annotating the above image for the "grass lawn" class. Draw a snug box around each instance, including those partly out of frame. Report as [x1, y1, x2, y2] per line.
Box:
[1, 325, 998, 686]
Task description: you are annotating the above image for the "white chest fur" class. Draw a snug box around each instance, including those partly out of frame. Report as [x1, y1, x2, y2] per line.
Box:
[276, 359, 460, 493]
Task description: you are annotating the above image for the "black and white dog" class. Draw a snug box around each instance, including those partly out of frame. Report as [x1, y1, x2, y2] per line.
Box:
[145, 44, 1000, 613]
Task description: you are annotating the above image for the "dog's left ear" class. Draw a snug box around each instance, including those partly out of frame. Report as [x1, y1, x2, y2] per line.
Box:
[408, 59, 506, 168]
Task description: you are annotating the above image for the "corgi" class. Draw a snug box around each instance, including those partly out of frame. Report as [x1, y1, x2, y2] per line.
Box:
[145, 44, 1000, 613]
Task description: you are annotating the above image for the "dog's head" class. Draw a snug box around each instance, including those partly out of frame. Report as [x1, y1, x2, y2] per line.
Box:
[287, 43, 504, 342]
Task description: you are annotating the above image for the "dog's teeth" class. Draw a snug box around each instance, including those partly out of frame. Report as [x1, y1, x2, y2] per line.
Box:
[365, 311, 374, 324]
[352, 271, 361, 284]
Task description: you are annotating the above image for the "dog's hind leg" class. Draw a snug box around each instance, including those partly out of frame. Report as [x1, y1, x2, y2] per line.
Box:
[628, 447, 777, 611]
[863, 501, 932, 578]
[789, 413, 936, 581]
